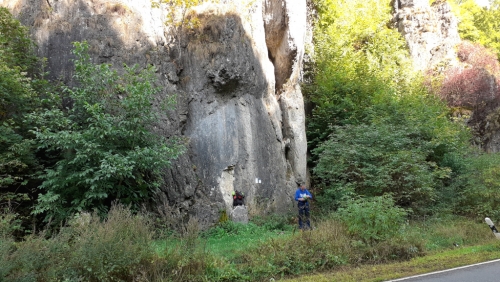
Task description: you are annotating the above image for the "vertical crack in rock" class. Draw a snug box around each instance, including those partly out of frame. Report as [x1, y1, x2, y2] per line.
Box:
[263, 0, 295, 95]
[262, 0, 308, 186]
[219, 165, 235, 212]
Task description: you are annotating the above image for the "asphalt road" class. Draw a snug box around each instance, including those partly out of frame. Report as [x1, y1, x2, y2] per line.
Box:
[386, 259, 500, 282]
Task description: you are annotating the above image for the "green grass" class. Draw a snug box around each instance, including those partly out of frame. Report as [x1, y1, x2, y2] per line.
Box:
[205, 229, 293, 260]
[152, 215, 500, 281]
[5, 208, 498, 281]
[283, 242, 500, 282]
[153, 220, 295, 261]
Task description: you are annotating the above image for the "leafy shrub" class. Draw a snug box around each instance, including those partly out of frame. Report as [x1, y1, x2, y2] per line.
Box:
[0, 230, 72, 281]
[1, 204, 237, 282]
[336, 195, 408, 244]
[307, 0, 414, 150]
[439, 67, 498, 110]
[312, 123, 453, 213]
[451, 152, 500, 218]
[309, 0, 475, 218]
[0, 210, 24, 238]
[239, 217, 423, 279]
[29, 41, 185, 223]
[355, 235, 425, 263]
[0, 7, 37, 73]
[0, 8, 46, 217]
[435, 42, 500, 116]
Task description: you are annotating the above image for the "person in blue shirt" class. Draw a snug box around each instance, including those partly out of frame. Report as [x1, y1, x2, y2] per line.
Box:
[294, 183, 312, 230]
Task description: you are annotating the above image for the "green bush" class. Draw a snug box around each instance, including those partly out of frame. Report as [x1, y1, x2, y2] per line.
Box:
[309, 0, 473, 218]
[240, 220, 351, 278]
[336, 195, 408, 244]
[357, 236, 425, 263]
[307, 0, 413, 149]
[451, 152, 500, 218]
[312, 122, 456, 213]
[1, 205, 159, 282]
[29, 41, 185, 223]
[1, 204, 239, 282]
[0, 8, 47, 214]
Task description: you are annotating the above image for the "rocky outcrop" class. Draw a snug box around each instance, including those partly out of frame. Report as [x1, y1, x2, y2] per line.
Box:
[1, 0, 309, 229]
[392, 0, 460, 71]
[230, 205, 248, 224]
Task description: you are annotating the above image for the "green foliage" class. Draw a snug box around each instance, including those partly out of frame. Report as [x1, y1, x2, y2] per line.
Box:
[251, 214, 295, 232]
[0, 8, 49, 218]
[0, 210, 23, 238]
[239, 217, 423, 279]
[450, 152, 500, 218]
[312, 86, 470, 214]
[0, 7, 37, 73]
[309, 0, 474, 217]
[2, 208, 492, 282]
[1, 205, 155, 281]
[151, 0, 206, 59]
[29, 41, 185, 223]
[65, 205, 154, 281]
[308, 0, 414, 149]
[451, 0, 500, 58]
[202, 221, 262, 239]
[313, 124, 437, 211]
[336, 195, 408, 244]
[1, 205, 241, 282]
[240, 220, 351, 278]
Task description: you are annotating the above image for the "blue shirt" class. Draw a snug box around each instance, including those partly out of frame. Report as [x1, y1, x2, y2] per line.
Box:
[294, 188, 312, 202]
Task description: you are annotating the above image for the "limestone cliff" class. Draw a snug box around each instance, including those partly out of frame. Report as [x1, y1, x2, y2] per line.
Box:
[392, 0, 500, 153]
[392, 0, 460, 71]
[0, 0, 309, 228]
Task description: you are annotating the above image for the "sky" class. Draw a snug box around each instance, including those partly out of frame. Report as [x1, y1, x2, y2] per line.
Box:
[474, 0, 490, 7]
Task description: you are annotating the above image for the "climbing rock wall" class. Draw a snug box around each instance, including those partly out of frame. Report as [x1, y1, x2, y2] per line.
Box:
[0, 0, 309, 229]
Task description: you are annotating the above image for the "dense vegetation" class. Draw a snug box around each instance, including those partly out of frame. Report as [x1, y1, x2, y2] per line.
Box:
[3, 0, 500, 280]
[0, 7, 185, 228]
[451, 0, 500, 59]
[308, 0, 500, 219]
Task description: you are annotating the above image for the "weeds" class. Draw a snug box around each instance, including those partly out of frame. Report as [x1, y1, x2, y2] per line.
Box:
[0, 205, 496, 281]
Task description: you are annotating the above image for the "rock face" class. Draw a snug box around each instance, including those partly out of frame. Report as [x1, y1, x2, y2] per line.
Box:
[1, 0, 309, 229]
[230, 206, 248, 224]
[392, 0, 460, 71]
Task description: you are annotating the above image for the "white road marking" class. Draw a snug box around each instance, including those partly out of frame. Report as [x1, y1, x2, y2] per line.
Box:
[386, 259, 500, 281]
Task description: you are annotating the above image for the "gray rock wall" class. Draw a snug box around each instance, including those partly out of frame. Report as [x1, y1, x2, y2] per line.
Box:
[392, 0, 460, 71]
[1, 0, 309, 229]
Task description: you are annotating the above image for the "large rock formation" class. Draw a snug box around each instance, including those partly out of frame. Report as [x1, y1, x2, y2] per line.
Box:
[392, 0, 500, 153]
[0, 0, 309, 228]
[392, 0, 460, 71]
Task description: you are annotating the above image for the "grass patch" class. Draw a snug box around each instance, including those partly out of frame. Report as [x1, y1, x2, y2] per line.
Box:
[154, 219, 294, 261]
[205, 229, 292, 260]
[283, 243, 500, 282]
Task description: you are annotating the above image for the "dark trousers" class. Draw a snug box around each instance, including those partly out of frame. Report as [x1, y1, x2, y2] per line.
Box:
[298, 202, 310, 229]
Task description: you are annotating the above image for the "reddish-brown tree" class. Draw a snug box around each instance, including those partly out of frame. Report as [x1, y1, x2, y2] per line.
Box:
[437, 41, 500, 114]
